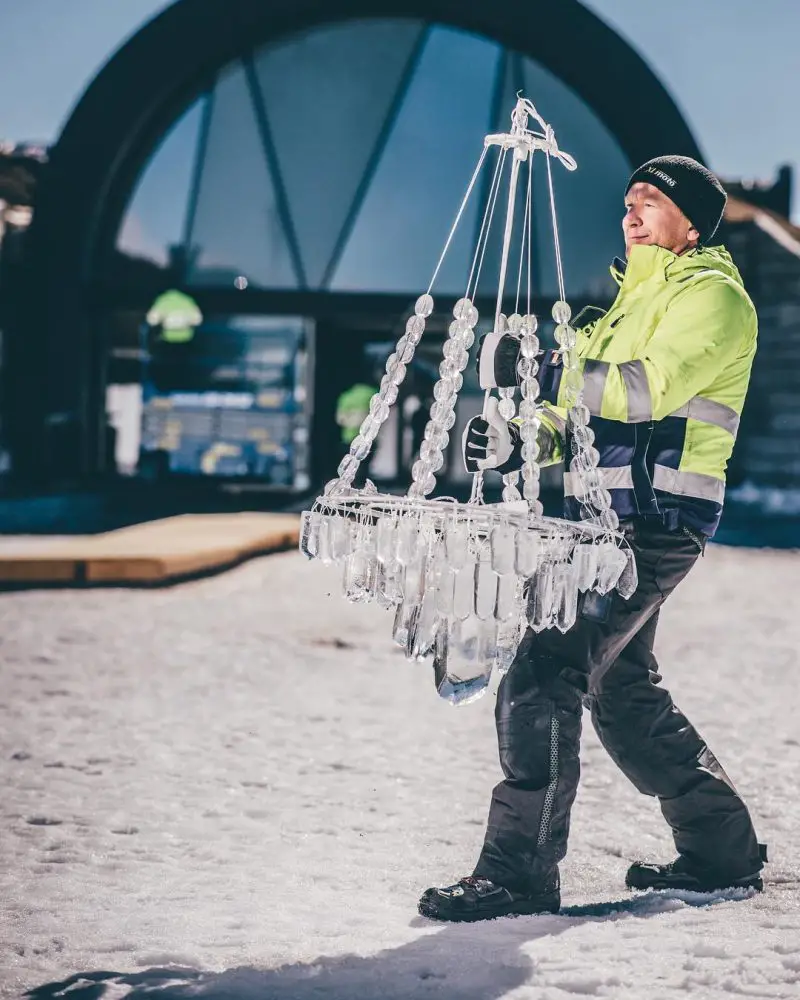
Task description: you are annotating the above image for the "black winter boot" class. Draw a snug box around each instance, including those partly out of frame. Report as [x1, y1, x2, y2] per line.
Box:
[418, 873, 560, 922]
[626, 854, 764, 893]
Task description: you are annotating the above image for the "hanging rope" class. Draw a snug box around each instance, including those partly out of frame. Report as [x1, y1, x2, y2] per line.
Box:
[514, 149, 533, 317]
[526, 151, 534, 316]
[545, 138, 567, 304]
[467, 146, 508, 302]
[426, 145, 489, 295]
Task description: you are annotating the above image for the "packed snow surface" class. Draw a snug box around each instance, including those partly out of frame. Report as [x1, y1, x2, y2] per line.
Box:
[2, 544, 800, 999]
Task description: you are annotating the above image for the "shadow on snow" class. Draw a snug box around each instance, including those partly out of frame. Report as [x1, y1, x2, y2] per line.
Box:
[25, 888, 753, 1000]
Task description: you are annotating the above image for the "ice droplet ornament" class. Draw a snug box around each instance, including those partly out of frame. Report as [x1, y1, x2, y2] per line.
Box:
[299, 97, 635, 705]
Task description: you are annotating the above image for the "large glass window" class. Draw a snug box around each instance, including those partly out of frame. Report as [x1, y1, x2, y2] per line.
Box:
[115, 19, 631, 299]
[253, 18, 427, 288]
[187, 63, 299, 288]
[330, 25, 500, 294]
[117, 100, 203, 268]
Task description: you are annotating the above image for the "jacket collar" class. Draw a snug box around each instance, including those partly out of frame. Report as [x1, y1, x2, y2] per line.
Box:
[610, 243, 710, 291]
[610, 256, 627, 286]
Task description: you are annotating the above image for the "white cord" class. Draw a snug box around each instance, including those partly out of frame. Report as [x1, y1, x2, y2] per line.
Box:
[514, 150, 533, 316]
[545, 139, 567, 303]
[526, 151, 533, 315]
[493, 152, 523, 330]
[466, 148, 508, 505]
[466, 146, 507, 302]
[426, 145, 489, 296]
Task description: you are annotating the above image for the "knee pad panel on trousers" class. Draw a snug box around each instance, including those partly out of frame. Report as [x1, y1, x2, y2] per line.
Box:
[590, 703, 706, 799]
[496, 698, 557, 786]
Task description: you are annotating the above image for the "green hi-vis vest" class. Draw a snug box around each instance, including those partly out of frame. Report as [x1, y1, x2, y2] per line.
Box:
[146, 290, 203, 344]
[336, 383, 377, 446]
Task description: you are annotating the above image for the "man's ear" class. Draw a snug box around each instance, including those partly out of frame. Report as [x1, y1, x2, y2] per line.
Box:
[687, 225, 701, 247]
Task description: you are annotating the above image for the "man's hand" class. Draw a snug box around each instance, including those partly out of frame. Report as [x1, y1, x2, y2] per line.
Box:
[476, 332, 523, 389]
[477, 333, 564, 407]
[462, 397, 522, 474]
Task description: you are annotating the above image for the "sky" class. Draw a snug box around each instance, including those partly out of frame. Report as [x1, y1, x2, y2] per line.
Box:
[0, 0, 797, 219]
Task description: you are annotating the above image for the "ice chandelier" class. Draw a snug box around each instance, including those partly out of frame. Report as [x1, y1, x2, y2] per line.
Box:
[300, 97, 637, 705]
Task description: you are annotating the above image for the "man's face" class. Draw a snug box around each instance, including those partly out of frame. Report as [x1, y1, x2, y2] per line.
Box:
[622, 182, 700, 258]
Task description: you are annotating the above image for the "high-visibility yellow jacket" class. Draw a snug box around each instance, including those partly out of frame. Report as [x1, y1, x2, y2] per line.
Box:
[537, 242, 758, 537]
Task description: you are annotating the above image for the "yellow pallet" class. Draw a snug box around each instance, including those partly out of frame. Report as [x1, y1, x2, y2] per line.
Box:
[0, 513, 300, 586]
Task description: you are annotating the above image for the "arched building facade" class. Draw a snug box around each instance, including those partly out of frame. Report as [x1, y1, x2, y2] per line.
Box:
[7, 0, 703, 491]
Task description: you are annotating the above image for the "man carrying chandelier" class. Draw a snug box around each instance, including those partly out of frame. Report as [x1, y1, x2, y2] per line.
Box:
[419, 155, 767, 922]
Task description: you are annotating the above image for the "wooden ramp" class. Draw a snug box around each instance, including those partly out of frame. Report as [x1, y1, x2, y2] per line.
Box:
[0, 513, 301, 586]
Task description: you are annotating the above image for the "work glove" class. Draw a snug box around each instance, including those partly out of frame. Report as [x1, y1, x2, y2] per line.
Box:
[476, 333, 563, 400]
[462, 397, 522, 474]
[476, 332, 524, 389]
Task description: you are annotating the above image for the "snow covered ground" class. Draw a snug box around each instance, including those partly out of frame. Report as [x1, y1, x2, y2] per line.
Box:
[2, 543, 800, 999]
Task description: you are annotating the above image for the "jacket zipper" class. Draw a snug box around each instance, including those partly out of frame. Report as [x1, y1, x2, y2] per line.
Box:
[631, 419, 657, 516]
[642, 420, 659, 515]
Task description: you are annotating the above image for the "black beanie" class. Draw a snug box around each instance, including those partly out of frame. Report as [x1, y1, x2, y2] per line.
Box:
[625, 155, 727, 244]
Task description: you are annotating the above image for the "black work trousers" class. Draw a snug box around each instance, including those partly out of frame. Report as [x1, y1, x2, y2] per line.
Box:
[473, 520, 762, 894]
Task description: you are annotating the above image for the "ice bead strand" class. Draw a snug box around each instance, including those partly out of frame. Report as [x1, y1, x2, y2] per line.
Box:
[334, 293, 432, 491]
[495, 315, 522, 501]
[517, 313, 543, 516]
[497, 386, 522, 502]
[408, 297, 479, 498]
[554, 299, 619, 533]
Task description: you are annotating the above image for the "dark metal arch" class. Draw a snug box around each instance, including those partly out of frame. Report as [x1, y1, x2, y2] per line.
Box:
[16, 0, 703, 481]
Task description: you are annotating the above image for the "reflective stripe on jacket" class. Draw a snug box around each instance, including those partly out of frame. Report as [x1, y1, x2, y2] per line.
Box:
[537, 242, 758, 537]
